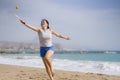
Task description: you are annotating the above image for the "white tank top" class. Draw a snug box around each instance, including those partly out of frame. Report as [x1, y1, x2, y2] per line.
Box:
[38, 28, 53, 47]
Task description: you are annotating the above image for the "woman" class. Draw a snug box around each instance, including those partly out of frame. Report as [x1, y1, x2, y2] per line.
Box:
[19, 19, 70, 80]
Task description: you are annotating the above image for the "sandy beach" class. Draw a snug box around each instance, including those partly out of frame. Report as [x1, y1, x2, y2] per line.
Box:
[0, 64, 120, 80]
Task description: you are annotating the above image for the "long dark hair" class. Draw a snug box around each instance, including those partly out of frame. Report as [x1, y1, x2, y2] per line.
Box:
[41, 19, 50, 29]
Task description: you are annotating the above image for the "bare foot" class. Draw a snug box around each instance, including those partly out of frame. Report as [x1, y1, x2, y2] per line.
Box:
[51, 77, 54, 80]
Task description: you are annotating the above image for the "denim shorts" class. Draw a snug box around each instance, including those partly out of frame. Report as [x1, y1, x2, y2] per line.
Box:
[40, 46, 55, 57]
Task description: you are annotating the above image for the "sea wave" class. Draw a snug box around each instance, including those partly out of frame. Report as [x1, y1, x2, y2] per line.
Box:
[53, 59, 120, 75]
[0, 56, 120, 76]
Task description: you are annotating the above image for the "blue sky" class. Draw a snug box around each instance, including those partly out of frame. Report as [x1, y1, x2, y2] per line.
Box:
[0, 0, 120, 50]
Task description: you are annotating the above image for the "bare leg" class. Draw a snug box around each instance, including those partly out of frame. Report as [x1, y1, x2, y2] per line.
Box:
[42, 58, 54, 80]
[45, 50, 54, 77]
[42, 50, 54, 80]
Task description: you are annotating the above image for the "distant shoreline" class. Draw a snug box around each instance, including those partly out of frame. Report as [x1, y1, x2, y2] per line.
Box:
[0, 41, 120, 54]
[0, 50, 120, 54]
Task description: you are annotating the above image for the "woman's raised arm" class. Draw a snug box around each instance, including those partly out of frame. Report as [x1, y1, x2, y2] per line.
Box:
[51, 28, 70, 40]
[20, 20, 40, 32]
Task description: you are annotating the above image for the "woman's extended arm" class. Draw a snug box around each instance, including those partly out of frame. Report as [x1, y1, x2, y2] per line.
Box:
[20, 20, 40, 32]
[51, 28, 70, 40]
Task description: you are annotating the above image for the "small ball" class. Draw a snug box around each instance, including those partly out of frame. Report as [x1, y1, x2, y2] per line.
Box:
[16, 6, 19, 10]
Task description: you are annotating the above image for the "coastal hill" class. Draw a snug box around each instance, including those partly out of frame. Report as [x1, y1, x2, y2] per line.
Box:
[0, 41, 119, 54]
[0, 41, 66, 54]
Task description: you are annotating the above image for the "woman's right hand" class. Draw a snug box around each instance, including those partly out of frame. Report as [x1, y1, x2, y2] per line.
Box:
[20, 20, 25, 25]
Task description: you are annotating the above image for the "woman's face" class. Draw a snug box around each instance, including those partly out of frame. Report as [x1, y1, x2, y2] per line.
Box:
[41, 20, 48, 28]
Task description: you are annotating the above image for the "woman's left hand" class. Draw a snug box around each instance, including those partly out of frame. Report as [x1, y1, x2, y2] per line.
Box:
[66, 37, 71, 40]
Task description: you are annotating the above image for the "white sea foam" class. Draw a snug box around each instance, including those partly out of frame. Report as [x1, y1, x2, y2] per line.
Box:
[0, 56, 120, 76]
[53, 59, 120, 75]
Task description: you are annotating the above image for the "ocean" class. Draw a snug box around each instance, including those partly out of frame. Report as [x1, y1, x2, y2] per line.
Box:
[0, 51, 120, 76]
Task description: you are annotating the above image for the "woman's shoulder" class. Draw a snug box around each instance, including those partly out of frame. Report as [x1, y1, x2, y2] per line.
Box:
[35, 27, 41, 32]
[49, 28, 54, 32]
[49, 28, 57, 34]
